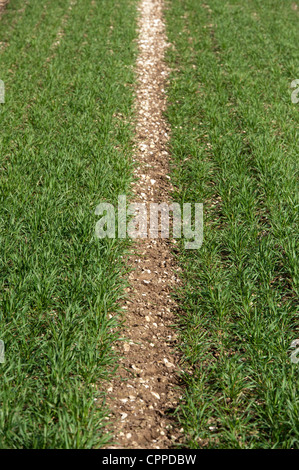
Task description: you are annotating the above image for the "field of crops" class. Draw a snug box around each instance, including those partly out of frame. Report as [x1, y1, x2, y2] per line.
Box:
[0, 0, 137, 448]
[0, 0, 298, 450]
[166, 0, 298, 448]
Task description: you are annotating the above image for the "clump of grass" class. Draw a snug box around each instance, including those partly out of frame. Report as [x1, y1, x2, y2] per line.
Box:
[0, 0, 137, 448]
[166, 0, 298, 448]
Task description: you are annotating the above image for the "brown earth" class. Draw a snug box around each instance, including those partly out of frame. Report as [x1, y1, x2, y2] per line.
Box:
[104, 0, 185, 449]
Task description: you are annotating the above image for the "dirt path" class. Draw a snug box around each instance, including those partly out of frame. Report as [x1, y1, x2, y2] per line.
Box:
[105, 0, 184, 449]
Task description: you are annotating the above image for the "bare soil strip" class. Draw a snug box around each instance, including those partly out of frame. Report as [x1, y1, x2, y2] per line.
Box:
[105, 0, 183, 449]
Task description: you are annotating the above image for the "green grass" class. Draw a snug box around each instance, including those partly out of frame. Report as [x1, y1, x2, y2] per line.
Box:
[0, 0, 137, 448]
[166, 0, 299, 448]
